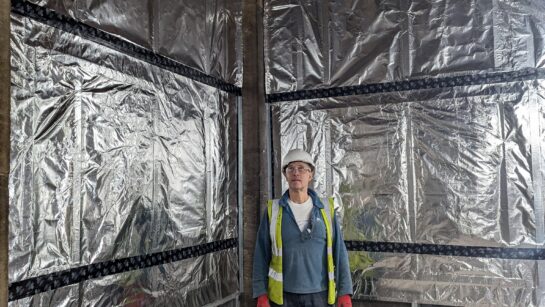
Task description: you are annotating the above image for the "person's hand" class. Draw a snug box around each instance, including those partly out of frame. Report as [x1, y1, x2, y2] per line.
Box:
[257, 294, 270, 307]
[337, 295, 352, 307]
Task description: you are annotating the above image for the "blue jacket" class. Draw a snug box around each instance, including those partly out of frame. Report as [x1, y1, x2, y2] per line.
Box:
[252, 189, 353, 298]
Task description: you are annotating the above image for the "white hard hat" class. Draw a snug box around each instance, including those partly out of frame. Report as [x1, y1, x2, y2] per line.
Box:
[282, 149, 315, 172]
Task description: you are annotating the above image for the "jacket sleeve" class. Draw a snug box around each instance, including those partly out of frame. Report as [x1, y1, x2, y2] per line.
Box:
[333, 211, 353, 296]
[252, 209, 272, 298]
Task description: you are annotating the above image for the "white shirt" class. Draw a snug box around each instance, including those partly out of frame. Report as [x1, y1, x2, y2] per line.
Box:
[287, 197, 314, 232]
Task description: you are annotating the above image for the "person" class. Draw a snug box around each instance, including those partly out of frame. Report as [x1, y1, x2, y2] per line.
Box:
[253, 149, 353, 307]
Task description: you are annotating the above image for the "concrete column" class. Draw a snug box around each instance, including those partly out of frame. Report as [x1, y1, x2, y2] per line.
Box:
[0, 0, 11, 306]
[241, 0, 267, 305]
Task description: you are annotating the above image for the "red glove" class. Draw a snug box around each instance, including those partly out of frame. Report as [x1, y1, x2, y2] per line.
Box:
[337, 295, 352, 307]
[257, 294, 270, 307]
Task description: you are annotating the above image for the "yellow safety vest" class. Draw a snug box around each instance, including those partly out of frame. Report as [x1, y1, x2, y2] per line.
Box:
[267, 197, 337, 305]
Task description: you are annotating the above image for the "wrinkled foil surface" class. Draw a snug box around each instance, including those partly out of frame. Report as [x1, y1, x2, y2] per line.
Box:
[29, 0, 243, 87]
[9, 11, 238, 306]
[264, 0, 545, 93]
[267, 0, 545, 305]
[9, 251, 238, 307]
[271, 81, 545, 305]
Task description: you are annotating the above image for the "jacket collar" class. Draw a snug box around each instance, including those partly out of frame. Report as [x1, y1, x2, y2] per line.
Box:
[279, 188, 324, 209]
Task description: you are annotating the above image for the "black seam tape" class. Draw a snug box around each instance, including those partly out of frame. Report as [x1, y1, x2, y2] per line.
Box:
[11, 0, 242, 96]
[346, 240, 545, 260]
[8, 238, 237, 302]
[266, 68, 545, 103]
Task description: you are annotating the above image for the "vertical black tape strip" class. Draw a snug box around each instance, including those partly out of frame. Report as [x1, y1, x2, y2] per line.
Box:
[8, 238, 238, 302]
[345, 241, 545, 260]
[266, 68, 545, 103]
[10, 0, 242, 96]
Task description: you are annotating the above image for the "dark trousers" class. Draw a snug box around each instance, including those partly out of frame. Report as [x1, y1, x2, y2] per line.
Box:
[270, 291, 332, 307]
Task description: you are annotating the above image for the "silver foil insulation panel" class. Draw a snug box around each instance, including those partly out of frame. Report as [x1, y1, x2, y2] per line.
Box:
[9, 8, 239, 306]
[28, 0, 243, 87]
[264, 0, 545, 94]
[266, 1, 545, 305]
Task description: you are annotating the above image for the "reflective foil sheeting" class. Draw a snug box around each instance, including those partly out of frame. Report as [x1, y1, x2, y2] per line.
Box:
[271, 80, 545, 305]
[264, 0, 545, 94]
[82, 250, 238, 307]
[8, 250, 238, 307]
[155, 0, 243, 87]
[27, 0, 153, 49]
[9, 12, 238, 305]
[28, 0, 243, 85]
[8, 285, 80, 307]
[349, 252, 539, 306]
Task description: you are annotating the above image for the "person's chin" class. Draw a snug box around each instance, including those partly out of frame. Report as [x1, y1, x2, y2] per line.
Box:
[289, 183, 304, 190]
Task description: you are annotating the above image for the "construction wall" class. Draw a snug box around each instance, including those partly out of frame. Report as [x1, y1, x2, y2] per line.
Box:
[1, 1, 12, 307]
[6, 0, 545, 306]
[8, 0, 242, 306]
[265, 0, 545, 305]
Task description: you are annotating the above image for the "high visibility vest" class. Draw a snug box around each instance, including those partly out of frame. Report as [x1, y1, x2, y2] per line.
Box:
[267, 197, 337, 305]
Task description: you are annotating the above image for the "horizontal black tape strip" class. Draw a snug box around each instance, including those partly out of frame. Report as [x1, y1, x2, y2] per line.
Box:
[11, 0, 241, 96]
[267, 68, 545, 103]
[346, 240, 545, 260]
[8, 238, 237, 302]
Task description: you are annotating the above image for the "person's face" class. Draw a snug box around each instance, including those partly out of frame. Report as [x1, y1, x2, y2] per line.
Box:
[284, 161, 313, 191]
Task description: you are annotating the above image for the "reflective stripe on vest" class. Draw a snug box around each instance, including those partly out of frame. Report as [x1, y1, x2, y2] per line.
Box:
[267, 197, 337, 305]
[321, 197, 337, 305]
[267, 200, 284, 305]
